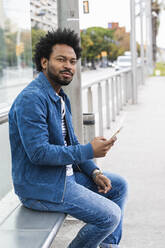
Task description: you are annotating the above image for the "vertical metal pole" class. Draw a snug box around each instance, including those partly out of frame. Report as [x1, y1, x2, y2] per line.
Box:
[140, 0, 145, 84]
[16, 29, 21, 69]
[127, 71, 131, 102]
[105, 79, 110, 129]
[119, 75, 123, 110]
[87, 87, 93, 113]
[123, 72, 127, 105]
[111, 78, 115, 121]
[98, 83, 103, 136]
[130, 0, 137, 104]
[137, 67, 140, 85]
[129, 71, 133, 102]
[145, 0, 153, 75]
[57, 0, 83, 143]
[116, 76, 120, 115]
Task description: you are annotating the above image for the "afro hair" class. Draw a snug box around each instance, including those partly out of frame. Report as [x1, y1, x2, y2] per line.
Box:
[34, 28, 82, 72]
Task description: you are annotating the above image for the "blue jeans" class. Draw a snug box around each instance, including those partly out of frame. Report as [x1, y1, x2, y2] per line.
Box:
[20, 172, 128, 248]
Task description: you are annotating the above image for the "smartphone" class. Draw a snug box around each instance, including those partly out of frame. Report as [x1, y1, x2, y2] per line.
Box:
[109, 126, 123, 141]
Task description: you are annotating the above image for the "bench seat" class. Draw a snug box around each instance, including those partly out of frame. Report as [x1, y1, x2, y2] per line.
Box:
[0, 203, 66, 248]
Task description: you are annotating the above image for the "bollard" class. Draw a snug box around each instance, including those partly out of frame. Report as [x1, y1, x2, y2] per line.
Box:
[83, 113, 95, 144]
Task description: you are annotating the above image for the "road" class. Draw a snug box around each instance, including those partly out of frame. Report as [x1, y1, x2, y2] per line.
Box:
[81, 67, 115, 86]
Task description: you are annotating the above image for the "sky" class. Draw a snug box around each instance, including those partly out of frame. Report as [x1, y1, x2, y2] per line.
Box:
[79, 0, 165, 48]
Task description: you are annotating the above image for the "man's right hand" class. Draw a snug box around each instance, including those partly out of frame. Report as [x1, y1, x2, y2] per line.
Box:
[90, 136, 117, 158]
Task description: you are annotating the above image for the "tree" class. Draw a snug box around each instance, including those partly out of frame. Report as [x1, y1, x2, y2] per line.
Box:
[114, 27, 130, 52]
[108, 43, 124, 62]
[81, 27, 116, 67]
[85, 27, 106, 68]
[21, 31, 33, 67]
[5, 32, 17, 67]
[0, 28, 6, 73]
[31, 28, 46, 62]
[151, 0, 161, 62]
[80, 30, 93, 67]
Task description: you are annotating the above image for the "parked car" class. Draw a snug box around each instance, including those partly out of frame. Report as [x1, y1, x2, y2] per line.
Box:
[107, 61, 115, 68]
[124, 51, 131, 57]
[115, 56, 131, 71]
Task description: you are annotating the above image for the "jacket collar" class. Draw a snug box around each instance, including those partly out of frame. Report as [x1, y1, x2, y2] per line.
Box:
[37, 72, 67, 102]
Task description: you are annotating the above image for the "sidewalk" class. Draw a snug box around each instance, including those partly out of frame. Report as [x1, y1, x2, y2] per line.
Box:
[52, 76, 165, 248]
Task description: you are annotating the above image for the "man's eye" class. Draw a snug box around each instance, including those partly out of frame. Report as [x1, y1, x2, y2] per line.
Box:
[57, 58, 64, 62]
[71, 60, 77, 65]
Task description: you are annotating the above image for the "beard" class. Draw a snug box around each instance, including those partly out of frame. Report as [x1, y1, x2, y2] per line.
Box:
[47, 66, 73, 86]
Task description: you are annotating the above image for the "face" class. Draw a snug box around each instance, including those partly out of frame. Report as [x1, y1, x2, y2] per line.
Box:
[41, 44, 77, 86]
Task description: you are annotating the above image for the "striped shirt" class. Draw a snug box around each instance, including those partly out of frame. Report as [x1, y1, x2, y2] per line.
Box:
[57, 93, 73, 176]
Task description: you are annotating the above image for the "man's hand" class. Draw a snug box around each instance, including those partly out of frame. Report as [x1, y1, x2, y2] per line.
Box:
[91, 136, 116, 158]
[93, 173, 112, 194]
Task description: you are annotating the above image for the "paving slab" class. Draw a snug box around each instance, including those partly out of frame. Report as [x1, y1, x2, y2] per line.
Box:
[98, 76, 165, 248]
[52, 76, 165, 248]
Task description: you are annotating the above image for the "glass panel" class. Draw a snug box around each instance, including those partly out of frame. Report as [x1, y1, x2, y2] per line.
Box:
[0, 0, 33, 107]
[0, 122, 12, 200]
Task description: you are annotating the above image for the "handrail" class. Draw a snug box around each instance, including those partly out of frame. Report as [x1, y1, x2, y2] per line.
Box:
[81, 65, 144, 136]
[82, 68, 131, 90]
[0, 66, 143, 128]
[0, 105, 10, 125]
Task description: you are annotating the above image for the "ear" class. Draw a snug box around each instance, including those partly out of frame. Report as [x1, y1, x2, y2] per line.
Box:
[41, 57, 48, 70]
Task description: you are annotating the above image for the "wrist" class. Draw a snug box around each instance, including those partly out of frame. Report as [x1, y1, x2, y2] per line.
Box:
[92, 169, 103, 180]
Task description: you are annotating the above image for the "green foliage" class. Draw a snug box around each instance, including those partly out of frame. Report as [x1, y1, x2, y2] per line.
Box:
[21, 31, 33, 66]
[153, 62, 165, 76]
[81, 27, 113, 60]
[0, 28, 6, 69]
[0, 17, 33, 68]
[5, 31, 17, 66]
[109, 43, 124, 62]
[31, 28, 46, 61]
[80, 26, 127, 64]
[5, 30, 32, 67]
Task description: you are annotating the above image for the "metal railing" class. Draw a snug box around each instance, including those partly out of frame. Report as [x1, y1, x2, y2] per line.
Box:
[82, 66, 144, 136]
[0, 66, 144, 199]
[0, 66, 144, 129]
[0, 105, 10, 125]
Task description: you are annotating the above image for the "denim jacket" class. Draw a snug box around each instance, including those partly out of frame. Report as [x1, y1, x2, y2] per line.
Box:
[8, 72, 98, 203]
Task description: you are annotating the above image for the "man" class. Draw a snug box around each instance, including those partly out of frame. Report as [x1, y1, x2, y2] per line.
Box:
[9, 29, 127, 248]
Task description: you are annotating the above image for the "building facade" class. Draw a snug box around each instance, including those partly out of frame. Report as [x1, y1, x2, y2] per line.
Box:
[30, 0, 58, 31]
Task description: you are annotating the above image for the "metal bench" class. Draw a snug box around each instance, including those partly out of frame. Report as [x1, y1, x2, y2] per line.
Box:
[0, 193, 66, 248]
[0, 111, 66, 248]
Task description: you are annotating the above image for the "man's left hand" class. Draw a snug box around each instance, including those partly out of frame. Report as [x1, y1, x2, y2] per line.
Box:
[94, 174, 112, 194]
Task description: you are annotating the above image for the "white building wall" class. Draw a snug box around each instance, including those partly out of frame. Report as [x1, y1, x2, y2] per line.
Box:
[30, 0, 58, 31]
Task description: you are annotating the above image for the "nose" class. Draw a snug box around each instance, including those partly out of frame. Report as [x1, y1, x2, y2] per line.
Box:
[63, 60, 72, 70]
